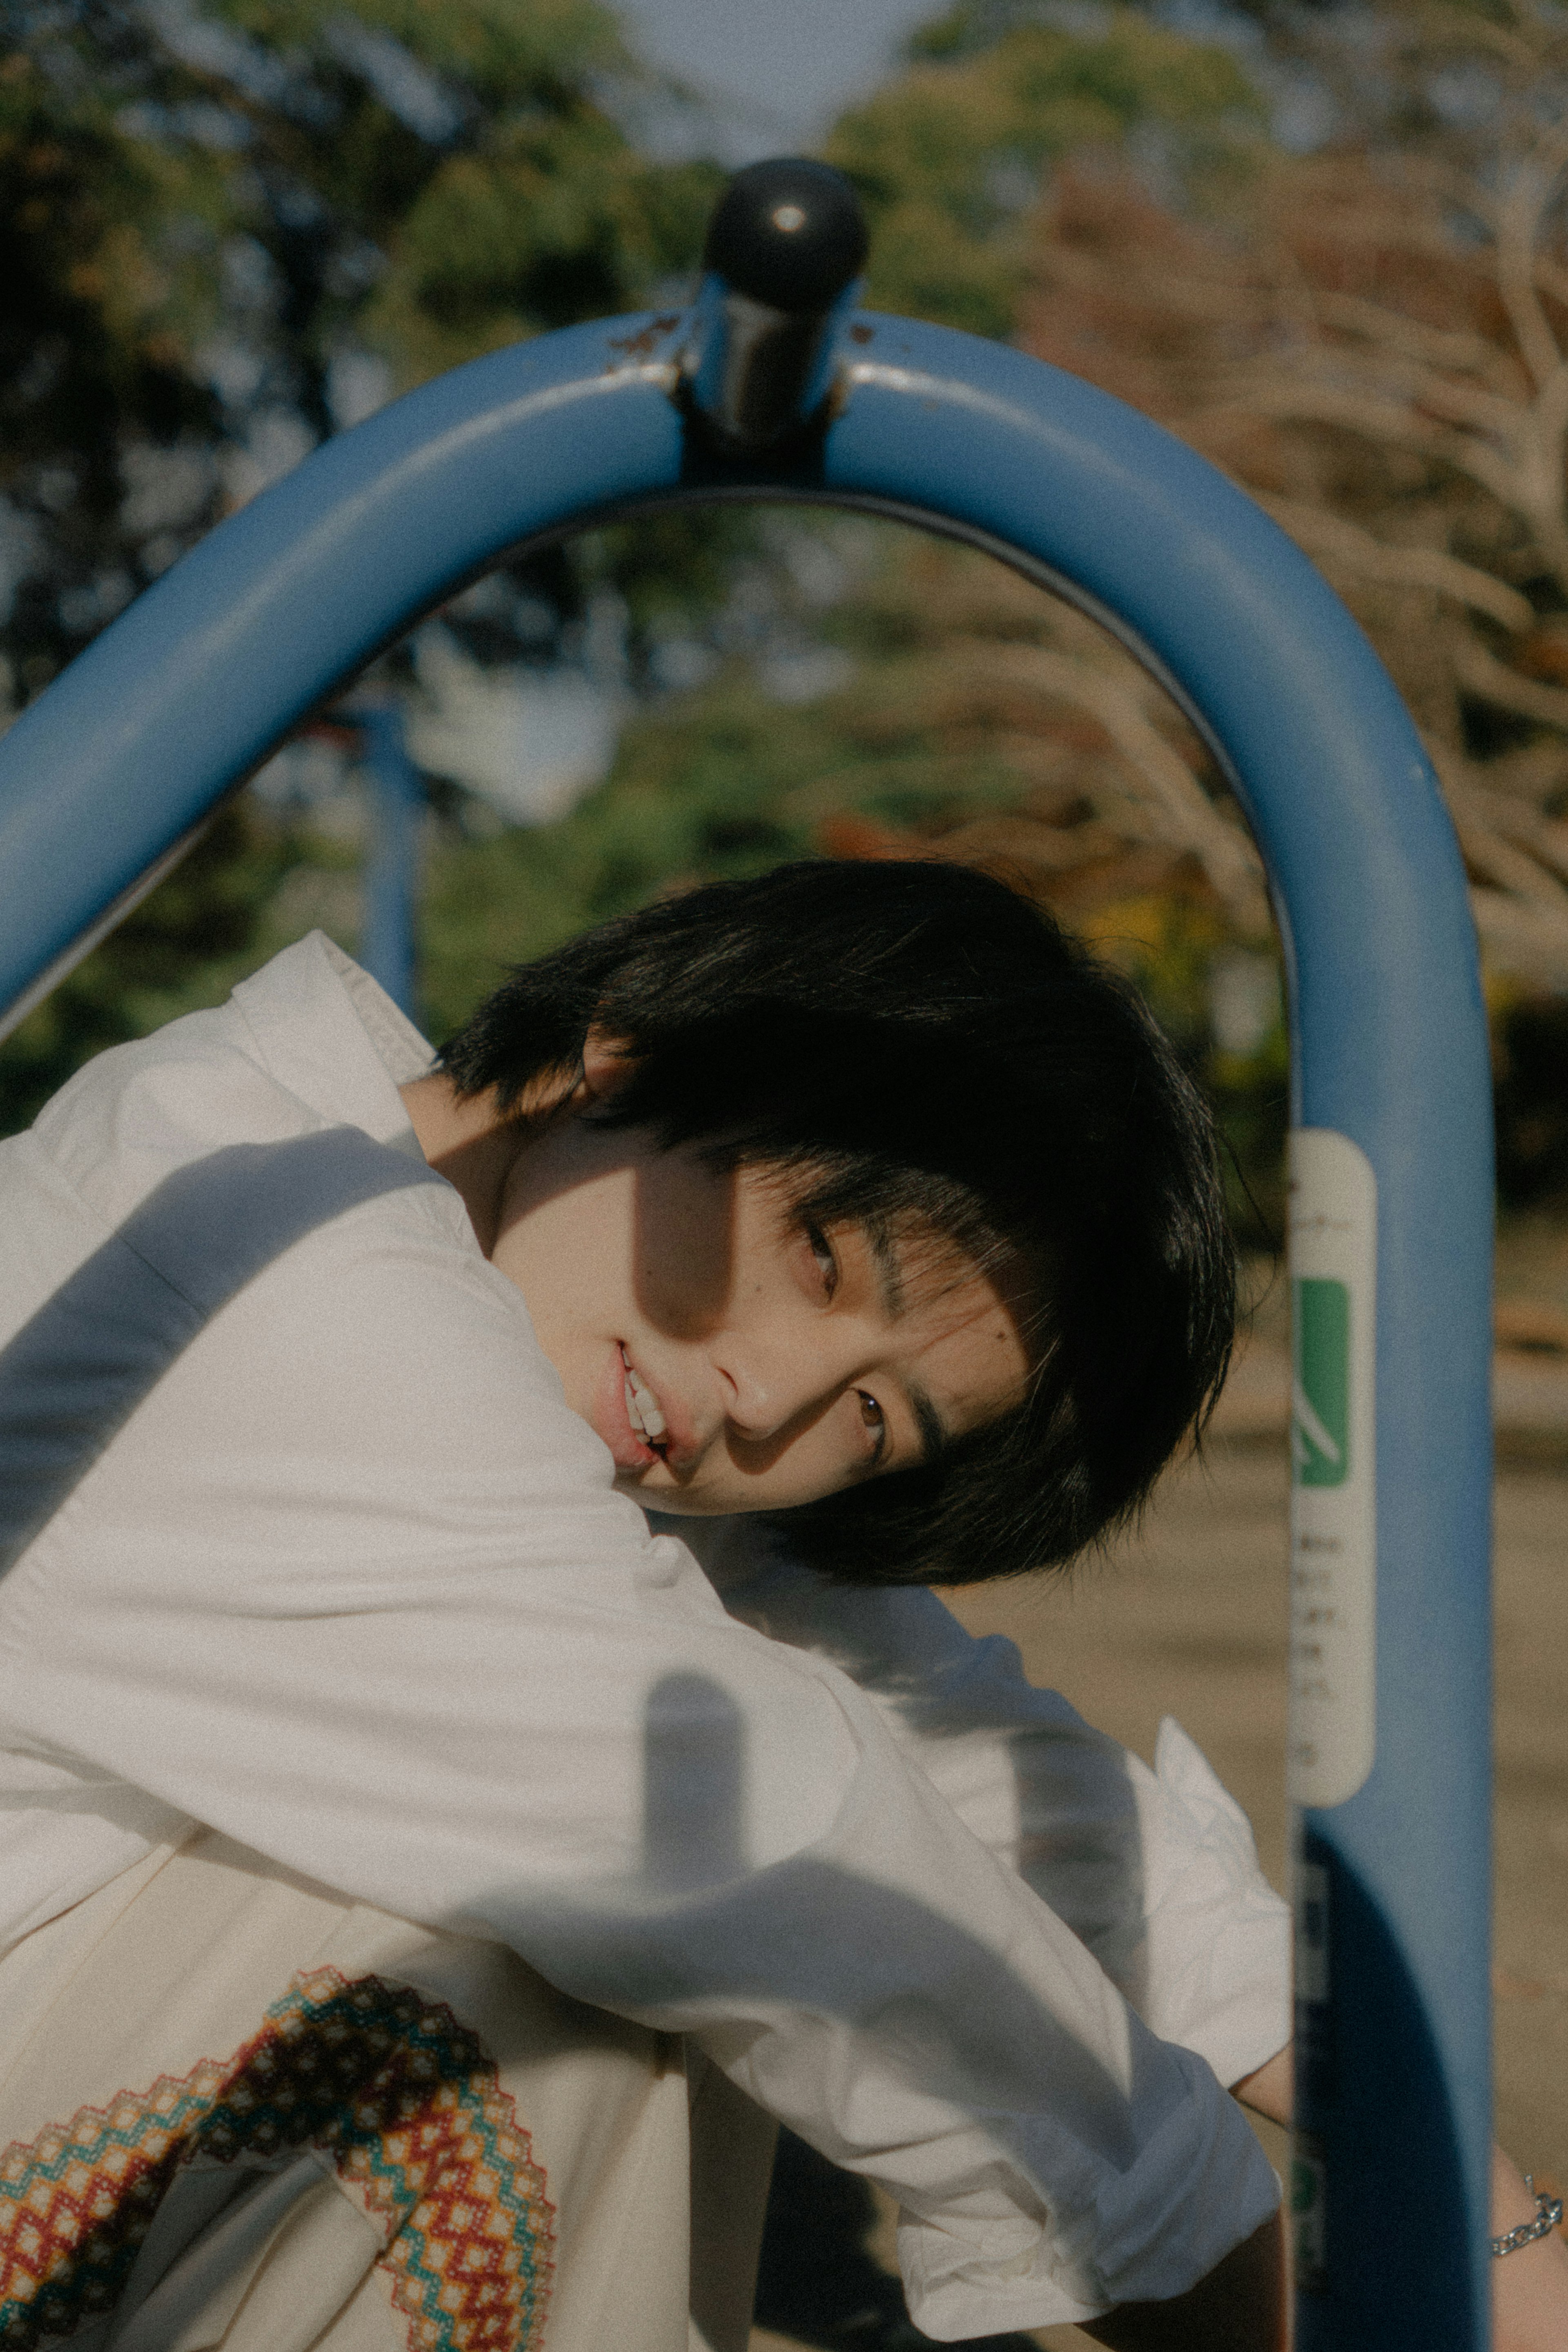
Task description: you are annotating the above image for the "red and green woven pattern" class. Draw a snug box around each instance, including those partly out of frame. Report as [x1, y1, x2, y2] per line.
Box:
[0, 1967, 554, 2350]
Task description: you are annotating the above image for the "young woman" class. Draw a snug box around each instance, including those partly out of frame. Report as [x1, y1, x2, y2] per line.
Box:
[0, 858, 1312, 2349]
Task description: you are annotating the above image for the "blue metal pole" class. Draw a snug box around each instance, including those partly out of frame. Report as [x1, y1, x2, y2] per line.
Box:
[0, 295, 1493, 2348]
[356, 702, 423, 1020]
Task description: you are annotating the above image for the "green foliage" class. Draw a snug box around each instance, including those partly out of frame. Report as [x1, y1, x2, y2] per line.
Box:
[823, 12, 1263, 337]
[1, 0, 717, 684]
[366, 117, 717, 383]
[0, 37, 222, 691]
[0, 0, 718, 1132]
[419, 674, 848, 1039]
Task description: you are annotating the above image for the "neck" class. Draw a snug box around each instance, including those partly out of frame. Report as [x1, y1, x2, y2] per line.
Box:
[400, 1074, 528, 1257]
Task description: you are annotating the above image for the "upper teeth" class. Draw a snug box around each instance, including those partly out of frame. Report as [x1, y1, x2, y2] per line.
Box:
[624, 1366, 667, 1443]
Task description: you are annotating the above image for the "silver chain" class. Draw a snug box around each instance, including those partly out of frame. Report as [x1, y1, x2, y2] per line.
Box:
[1491, 2177, 1565, 2259]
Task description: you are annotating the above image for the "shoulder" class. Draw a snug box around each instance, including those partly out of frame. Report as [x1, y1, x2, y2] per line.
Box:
[9, 1148, 630, 1616]
[27, 933, 430, 1239]
[0, 939, 605, 1538]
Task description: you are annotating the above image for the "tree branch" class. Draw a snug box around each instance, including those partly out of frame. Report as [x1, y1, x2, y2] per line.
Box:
[1453, 634, 1568, 732]
[1260, 499, 1535, 630]
[1454, 777, 1568, 888]
[1494, 126, 1568, 392]
[1001, 648, 1267, 926]
[1203, 381, 1527, 515]
[1310, 288, 1503, 378]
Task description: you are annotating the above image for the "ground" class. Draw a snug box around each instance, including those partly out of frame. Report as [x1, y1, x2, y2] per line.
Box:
[750, 1414, 1568, 2351]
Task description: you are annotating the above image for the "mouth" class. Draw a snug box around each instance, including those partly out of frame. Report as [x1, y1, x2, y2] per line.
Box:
[595, 1342, 674, 1474]
[621, 1344, 669, 1452]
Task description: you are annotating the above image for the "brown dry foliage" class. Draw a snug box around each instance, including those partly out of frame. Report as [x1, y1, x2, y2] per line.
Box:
[800, 538, 1268, 949]
[998, 3, 1568, 985]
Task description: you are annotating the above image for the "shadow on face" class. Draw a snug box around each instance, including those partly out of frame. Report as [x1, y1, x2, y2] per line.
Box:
[628, 1141, 738, 1340]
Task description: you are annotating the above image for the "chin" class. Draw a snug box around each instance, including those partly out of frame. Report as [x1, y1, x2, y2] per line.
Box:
[615, 1476, 717, 1516]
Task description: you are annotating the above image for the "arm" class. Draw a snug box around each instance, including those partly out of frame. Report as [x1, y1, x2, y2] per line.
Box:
[1232, 2044, 1292, 2124]
[701, 1532, 1568, 2352]
[692, 1521, 1291, 2344]
[1082, 2213, 1285, 2352]
[697, 1518, 1292, 2090]
[1067, 2075, 1568, 2351]
[1490, 2147, 1568, 2352]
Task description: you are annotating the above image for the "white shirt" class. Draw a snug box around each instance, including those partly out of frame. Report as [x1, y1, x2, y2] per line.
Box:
[0, 933, 1284, 2339]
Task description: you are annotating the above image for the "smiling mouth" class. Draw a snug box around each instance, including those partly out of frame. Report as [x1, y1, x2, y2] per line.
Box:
[620, 1345, 668, 1452]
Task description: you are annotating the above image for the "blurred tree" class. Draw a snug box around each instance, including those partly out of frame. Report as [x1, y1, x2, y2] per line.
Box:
[0, 0, 1268, 1119]
[459, 22, 1270, 972]
[0, 0, 721, 684]
[1018, 4, 1568, 954]
[402, 4, 1285, 1224]
[0, 0, 721, 1132]
[780, 0, 1568, 1215]
[999, 0, 1568, 1199]
[821, 7, 1261, 339]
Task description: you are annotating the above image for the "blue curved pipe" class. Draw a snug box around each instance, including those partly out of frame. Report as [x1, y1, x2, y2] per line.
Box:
[0, 307, 1493, 2348]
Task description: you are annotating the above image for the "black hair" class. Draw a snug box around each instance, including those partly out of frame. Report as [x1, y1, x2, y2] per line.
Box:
[437, 858, 1234, 1587]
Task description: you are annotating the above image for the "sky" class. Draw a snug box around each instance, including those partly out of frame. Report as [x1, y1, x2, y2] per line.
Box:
[613, 0, 944, 160]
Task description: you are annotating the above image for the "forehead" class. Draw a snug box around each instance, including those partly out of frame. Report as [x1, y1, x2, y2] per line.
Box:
[863, 1211, 1040, 1338]
[891, 1264, 1033, 1449]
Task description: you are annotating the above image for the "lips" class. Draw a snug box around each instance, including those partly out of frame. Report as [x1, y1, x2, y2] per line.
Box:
[593, 1343, 657, 1471]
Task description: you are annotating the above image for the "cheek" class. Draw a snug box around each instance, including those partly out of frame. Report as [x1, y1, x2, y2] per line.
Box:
[496, 1182, 633, 1350]
[631, 1154, 738, 1335]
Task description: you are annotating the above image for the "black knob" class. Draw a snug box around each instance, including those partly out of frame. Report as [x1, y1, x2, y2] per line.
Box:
[702, 159, 869, 316]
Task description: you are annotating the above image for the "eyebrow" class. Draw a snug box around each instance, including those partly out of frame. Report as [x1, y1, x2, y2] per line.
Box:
[905, 1376, 949, 1468]
[866, 1220, 906, 1323]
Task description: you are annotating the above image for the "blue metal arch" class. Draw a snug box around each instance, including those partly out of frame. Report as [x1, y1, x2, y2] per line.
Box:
[0, 306, 1494, 2350]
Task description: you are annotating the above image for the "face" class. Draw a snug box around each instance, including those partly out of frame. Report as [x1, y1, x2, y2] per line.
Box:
[489, 1111, 1032, 1516]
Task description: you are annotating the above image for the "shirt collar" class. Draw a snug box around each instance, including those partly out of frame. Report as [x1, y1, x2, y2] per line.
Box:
[231, 931, 434, 1159]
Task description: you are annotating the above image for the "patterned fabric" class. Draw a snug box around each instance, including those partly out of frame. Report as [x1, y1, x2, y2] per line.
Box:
[0, 1968, 555, 2352]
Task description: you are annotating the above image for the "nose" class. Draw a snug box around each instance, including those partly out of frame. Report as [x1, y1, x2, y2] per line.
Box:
[713, 1322, 866, 1446]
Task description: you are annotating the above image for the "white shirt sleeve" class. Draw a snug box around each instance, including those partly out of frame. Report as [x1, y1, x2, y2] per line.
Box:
[682, 1518, 1292, 2094]
[0, 1151, 1278, 2339]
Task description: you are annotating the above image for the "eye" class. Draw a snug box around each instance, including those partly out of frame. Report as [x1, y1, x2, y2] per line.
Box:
[856, 1390, 886, 1462]
[804, 1221, 839, 1301]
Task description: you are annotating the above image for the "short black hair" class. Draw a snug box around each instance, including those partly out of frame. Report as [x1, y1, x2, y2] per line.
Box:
[437, 859, 1234, 1587]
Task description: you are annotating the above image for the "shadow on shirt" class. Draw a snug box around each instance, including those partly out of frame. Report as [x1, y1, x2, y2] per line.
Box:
[0, 1130, 443, 1578]
[627, 1671, 1140, 2352]
[652, 1551, 1161, 2349]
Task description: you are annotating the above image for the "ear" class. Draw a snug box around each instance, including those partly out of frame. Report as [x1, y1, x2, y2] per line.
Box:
[579, 1025, 639, 1103]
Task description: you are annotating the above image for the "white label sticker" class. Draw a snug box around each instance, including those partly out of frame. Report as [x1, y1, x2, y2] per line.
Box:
[1287, 1128, 1376, 1807]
